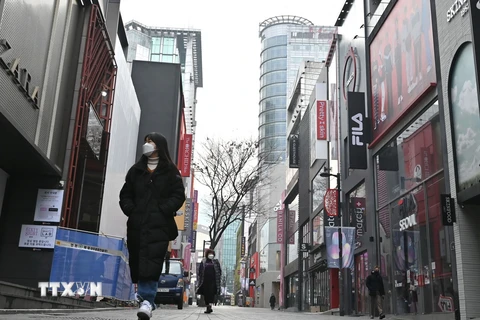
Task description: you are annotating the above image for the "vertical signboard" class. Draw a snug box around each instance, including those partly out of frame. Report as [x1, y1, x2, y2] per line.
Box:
[289, 134, 300, 168]
[184, 198, 192, 237]
[241, 237, 246, 256]
[276, 210, 284, 244]
[288, 210, 296, 244]
[347, 92, 368, 169]
[181, 134, 192, 177]
[191, 231, 197, 252]
[441, 194, 456, 226]
[351, 197, 366, 240]
[317, 100, 328, 140]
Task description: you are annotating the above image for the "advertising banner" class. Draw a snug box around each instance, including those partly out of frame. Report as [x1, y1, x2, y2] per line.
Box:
[181, 134, 192, 177]
[325, 227, 355, 269]
[369, 0, 436, 145]
[348, 92, 368, 169]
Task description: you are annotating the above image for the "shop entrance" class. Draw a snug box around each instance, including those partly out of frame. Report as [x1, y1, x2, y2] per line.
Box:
[355, 251, 369, 315]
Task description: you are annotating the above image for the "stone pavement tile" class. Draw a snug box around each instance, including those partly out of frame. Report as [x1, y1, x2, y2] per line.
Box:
[0, 306, 383, 320]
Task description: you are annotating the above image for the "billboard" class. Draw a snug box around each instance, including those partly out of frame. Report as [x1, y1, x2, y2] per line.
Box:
[369, 0, 436, 144]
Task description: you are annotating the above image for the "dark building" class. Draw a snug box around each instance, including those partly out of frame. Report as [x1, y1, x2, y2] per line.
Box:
[0, 0, 128, 294]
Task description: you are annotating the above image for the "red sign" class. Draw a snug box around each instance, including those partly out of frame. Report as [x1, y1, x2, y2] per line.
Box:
[276, 210, 284, 244]
[369, 0, 437, 147]
[316, 100, 327, 140]
[324, 189, 338, 217]
[181, 134, 192, 177]
[288, 210, 296, 244]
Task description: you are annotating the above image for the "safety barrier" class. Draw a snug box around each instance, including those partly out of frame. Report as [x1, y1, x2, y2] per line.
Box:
[49, 227, 135, 301]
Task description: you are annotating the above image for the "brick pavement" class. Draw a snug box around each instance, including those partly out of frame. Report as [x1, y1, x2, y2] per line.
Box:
[0, 305, 378, 320]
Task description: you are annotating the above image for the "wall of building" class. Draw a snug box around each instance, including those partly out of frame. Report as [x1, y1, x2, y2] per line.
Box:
[131, 61, 183, 162]
[432, 0, 480, 318]
[99, 36, 141, 238]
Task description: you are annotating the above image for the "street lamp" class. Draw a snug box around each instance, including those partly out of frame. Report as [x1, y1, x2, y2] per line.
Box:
[320, 171, 344, 316]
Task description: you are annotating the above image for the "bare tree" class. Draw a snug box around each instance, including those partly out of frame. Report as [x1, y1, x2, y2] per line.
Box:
[194, 138, 275, 250]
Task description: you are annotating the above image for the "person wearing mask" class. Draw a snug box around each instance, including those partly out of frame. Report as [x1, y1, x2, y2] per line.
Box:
[366, 266, 386, 319]
[269, 293, 276, 310]
[119, 132, 186, 320]
[196, 249, 222, 314]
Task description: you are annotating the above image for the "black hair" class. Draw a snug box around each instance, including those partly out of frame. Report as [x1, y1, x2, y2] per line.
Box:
[144, 132, 174, 165]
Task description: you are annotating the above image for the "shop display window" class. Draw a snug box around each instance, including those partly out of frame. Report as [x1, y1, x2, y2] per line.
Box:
[374, 102, 456, 315]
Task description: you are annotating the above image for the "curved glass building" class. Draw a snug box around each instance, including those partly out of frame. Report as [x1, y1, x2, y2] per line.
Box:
[258, 16, 314, 163]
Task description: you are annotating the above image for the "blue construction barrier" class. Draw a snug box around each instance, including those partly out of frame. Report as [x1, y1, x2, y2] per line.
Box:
[49, 227, 135, 301]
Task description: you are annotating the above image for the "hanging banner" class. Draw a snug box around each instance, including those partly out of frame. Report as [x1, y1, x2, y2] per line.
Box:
[348, 92, 369, 169]
[289, 134, 300, 168]
[325, 227, 355, 269]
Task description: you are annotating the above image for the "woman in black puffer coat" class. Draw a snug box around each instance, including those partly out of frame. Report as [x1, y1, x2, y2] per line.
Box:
[119, 132, 185, 320]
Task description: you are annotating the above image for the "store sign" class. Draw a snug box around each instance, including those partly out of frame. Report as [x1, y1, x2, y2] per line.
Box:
[241, 237, 246, 256]
[181, 134, 192, 177]
[399, 213, 417, 231]
[316, 100, 327, 140]
[0, 39, 40, 109]
[183, 198, 192, 232]
[190, 231, 196, 252]
[33, 189, 64, 223]
[352, 197, 366, 239]
[276, 210, 284, 244]
[342, 47, 359, 101]
[18, 225, 57, 249]
[288, 210, 296, 245]
[289, 134, 299, 168]
[347, 92, 368, 169]
[441, 194, 457, 226]
[299, 243, 311, 253]
[447, 0, 469, 22]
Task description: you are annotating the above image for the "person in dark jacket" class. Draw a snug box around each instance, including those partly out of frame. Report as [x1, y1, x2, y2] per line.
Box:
[269, 293, 276, 310]
[366, 266, 386, 319]
[196, 249, 222, 314]
[119, 132, 185, 320]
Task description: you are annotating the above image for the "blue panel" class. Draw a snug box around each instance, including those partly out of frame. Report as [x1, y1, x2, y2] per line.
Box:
[49, 228, 133, 300]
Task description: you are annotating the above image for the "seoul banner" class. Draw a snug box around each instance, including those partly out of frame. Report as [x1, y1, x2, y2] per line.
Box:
[325, 227, 355, 269]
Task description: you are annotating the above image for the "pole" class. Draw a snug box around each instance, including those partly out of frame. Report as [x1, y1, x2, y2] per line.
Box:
[337, 174, 344, 316]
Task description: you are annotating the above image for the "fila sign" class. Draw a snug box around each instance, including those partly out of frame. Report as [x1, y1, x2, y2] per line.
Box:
[347, 92, 369, 169]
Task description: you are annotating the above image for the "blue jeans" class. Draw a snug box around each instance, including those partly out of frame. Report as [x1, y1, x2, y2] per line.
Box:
[138, 280, 158, 310]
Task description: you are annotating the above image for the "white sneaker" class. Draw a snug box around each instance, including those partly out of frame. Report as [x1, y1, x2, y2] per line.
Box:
[137, 300, 153, 320]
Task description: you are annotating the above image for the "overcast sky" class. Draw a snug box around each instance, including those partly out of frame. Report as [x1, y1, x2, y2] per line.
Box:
[119, 0, 345, 225]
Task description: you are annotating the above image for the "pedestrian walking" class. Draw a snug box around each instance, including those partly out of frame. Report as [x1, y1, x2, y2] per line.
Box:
[196, 249, 222, 314]
[119, 132, 186, 320]
[269, 293, 276, 310]
[366, 266, 386, 319]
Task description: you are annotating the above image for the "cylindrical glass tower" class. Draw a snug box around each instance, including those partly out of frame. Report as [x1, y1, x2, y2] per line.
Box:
[258, 16, 313, 163]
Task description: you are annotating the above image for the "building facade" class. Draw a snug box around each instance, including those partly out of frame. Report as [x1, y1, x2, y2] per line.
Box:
[0, 0, 139, 299]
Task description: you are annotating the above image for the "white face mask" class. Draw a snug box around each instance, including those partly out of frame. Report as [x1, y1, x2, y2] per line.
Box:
[208, 254, 214, 260]
[142, 142, 156, 157]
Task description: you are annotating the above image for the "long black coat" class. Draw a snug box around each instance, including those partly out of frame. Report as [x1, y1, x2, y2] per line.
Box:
[366, 271, 385, 296]
[119, 157, 185, 283]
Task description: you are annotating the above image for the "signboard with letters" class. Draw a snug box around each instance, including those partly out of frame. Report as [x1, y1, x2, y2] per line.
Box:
[33, 189, 64, 223]
[289, 134, 299, 168]
[347, 92, 369, 169]
[441, 194, 456, 226]
[18, 224, 57, 249]
[181, 134, 192, 177]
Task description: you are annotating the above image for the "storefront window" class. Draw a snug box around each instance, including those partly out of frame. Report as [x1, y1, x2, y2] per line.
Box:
[312, 213, 324, 246]
[313, 269, 330, 311]
[374, 102, 455, 315]
[312, 168, 328, 212]
[287, 195, 299, 264]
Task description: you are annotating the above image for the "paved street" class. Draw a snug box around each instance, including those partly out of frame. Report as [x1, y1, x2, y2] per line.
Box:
[0, 306, 376, 320]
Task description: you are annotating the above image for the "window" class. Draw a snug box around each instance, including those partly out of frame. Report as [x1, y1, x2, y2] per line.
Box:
[312, 168, 328, 212]
[312, 214, 324, 246]
[163, 37, 175, 55]
[151, 37, 161, 54]
[161, 55, 174, 63]
[135, 44, 150, 61]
